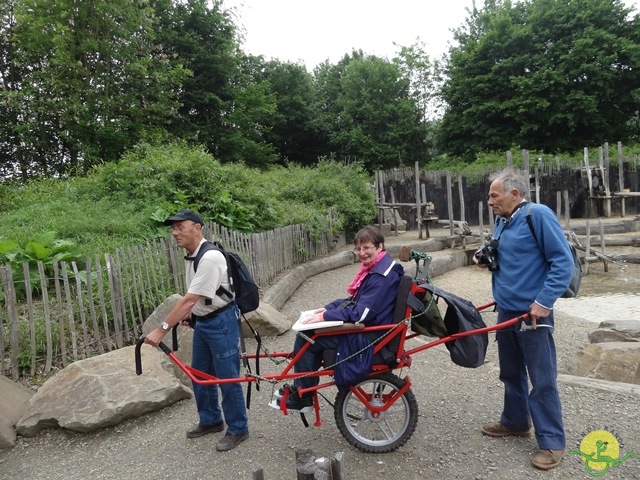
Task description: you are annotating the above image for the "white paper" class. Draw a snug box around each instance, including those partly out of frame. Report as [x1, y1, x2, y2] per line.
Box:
[291, 310, 343, 332]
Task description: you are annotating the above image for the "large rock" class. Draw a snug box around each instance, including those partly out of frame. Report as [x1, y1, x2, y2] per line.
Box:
[0, 376, 34, 448]
[242, 303, 291, 337]
[569, 342, 640, 385]
[589, 320, 640, 343]
[16, 346, 192, 437]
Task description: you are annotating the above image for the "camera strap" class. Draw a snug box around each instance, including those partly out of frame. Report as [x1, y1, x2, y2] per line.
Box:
[494, 201, 529, 240]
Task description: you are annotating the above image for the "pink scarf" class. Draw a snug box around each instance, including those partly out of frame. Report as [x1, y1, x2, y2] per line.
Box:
[346, 250, 386, 296]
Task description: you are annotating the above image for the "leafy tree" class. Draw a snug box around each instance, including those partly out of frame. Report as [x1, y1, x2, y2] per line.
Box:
[330, 54, 425, 171]
[394, 39, 442, 160]
[440, 0, 640, 159]
[254, 59, 323, 166]
[8, 0, 187, 178]
[152, 0, 278, 168]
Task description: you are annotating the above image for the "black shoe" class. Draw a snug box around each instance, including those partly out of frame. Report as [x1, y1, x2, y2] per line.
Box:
[275, 384, 294, 398]
[216, 431, 249, 451]
[285, 392, 313, 412]
[186, 421, 224, 439]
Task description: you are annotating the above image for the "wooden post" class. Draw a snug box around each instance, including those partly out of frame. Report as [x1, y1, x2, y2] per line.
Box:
[599, 146, 611, 217]
[446, 172, 454, 236]
[618, 142, 625, 217]
[563, 190, 571, 230]
[331, 452, 346, 480]
[585, 220, 592, 275]
[584, 147, 593, 197]
[1, 267, 20, 379]
[522, 149, 530, 173]
[415, 161, 421, 235]
[556, 191, 562, 218]
[377, 171, 385, 227]
[535, 157, 542, 204]
[457, 174, 465, 222]
[389, 186, 398, 236]
[479, 201, 485, 246]
[252, 464, 265, 480]
[506, 150, 513, 168]
[599, 219, 609, 273]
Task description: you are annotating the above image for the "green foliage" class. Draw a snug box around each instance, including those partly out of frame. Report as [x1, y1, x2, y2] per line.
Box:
[0, 231, 82, 301]
[0, 143, 376, 260]
[440, 0, 640, 159]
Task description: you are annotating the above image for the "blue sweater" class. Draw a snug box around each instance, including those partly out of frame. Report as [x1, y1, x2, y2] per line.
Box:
[492, 203, 573, 312]
[323, 252, 404, 326]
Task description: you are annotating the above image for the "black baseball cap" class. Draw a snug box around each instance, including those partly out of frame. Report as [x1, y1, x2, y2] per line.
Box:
[163, 209, 204, 226]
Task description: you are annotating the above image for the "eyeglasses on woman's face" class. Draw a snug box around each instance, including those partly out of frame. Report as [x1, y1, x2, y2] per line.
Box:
[353, 244, 378, 254]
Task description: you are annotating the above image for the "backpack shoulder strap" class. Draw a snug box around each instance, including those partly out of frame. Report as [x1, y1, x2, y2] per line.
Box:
[525, 203, 539, 246]
[190, 241, 215, 273]
[188, 241, 233, 301]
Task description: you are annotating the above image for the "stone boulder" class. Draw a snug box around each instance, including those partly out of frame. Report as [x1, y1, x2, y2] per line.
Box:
[569, 342, 640, 385]
[588, 320, 640, 343]
[0, 376, 34, 448]
[16, 345, 192, 437]
[242, 303, 291, 337]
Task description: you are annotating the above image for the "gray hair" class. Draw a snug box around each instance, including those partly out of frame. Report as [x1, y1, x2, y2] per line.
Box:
[489, 168, 530, 200]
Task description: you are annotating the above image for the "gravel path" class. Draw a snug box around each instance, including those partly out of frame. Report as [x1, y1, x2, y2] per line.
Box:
[1, 234, 639, 480]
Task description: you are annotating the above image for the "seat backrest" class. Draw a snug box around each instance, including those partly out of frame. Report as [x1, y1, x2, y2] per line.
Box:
[392, 274, 414, 324]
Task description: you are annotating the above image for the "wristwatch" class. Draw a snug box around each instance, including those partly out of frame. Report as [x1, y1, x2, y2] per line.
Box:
[160, 321, 170, 331]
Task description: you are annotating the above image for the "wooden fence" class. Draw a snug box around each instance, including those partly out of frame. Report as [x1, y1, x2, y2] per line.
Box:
[0, 222, 336, 380]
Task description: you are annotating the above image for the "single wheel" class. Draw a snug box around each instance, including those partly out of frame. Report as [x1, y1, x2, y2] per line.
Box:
[334, 372, 418, 453]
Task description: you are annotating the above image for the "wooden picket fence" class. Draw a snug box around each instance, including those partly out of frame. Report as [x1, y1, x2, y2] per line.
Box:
[0, 222, 336, 380]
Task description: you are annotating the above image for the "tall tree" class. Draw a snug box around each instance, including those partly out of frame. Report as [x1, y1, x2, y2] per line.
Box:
[329, 53, 424, 171]
[254, 59, 323, 166]
[10, 0, 187, 177]
[439, 0, 640, 159]
[152, 0, 278, 168]
[394, 39, 441, 160]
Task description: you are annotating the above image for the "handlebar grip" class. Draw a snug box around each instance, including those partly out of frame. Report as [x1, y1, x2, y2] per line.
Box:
[135, 337, 145, 375]
[135, 328, 177, 376]
[172, 325, 179, 352]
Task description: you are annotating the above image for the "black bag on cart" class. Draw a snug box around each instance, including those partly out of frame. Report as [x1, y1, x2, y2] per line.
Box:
[419, 283, 488, 368]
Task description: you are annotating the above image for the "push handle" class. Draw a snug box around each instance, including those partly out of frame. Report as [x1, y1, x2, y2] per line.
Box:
[134, 324, 179, 375]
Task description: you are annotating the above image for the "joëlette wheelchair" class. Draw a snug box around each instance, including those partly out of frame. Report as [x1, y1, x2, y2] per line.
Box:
[135, 274, 525, 453]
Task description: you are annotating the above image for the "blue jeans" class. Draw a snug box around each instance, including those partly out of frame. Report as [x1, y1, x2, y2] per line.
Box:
[191, 305, 248, 435]
[496, 309, 565, 450]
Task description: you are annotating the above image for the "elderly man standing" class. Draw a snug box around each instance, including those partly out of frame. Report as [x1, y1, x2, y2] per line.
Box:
[145, 209, 249, 452]
[474, 168, 573, 470]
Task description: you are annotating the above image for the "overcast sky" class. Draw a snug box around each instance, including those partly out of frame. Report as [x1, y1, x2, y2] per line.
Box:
[223, 0, 640, 70]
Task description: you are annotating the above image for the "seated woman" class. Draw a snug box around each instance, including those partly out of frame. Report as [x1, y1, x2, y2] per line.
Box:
[285, 226, 404, 410]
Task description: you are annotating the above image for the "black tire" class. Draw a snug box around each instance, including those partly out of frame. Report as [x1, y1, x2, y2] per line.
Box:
[334, 372, 418, 453]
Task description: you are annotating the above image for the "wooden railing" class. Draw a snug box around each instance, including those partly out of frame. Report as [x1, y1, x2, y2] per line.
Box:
[0, 222, 336, 380]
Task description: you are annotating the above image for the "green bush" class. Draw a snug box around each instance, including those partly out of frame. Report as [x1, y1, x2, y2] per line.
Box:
[0, 142, 377, 259]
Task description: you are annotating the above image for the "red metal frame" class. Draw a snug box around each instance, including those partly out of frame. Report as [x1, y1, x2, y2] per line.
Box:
[135, 283, 527, 428]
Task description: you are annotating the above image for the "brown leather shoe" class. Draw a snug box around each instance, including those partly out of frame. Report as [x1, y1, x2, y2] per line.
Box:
[186, 421, 224, 439]
[216, 431, 249, 451]
[481, 422, 531, 437]
[532, 449, 566, 470]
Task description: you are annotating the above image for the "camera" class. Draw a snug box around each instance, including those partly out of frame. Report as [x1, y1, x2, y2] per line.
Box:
[474, 240, 499, 271]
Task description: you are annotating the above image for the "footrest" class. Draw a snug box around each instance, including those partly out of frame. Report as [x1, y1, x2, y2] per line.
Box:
[268, 398, 313, 414]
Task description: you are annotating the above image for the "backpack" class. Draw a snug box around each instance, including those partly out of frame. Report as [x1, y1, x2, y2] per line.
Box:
[420, 283, 488, 368]
[191, 241, 260, 314]
[525, 204, 583, 298]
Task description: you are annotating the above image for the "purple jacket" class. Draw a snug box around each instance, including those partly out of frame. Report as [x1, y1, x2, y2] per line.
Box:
[323, 252, 404, 326]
